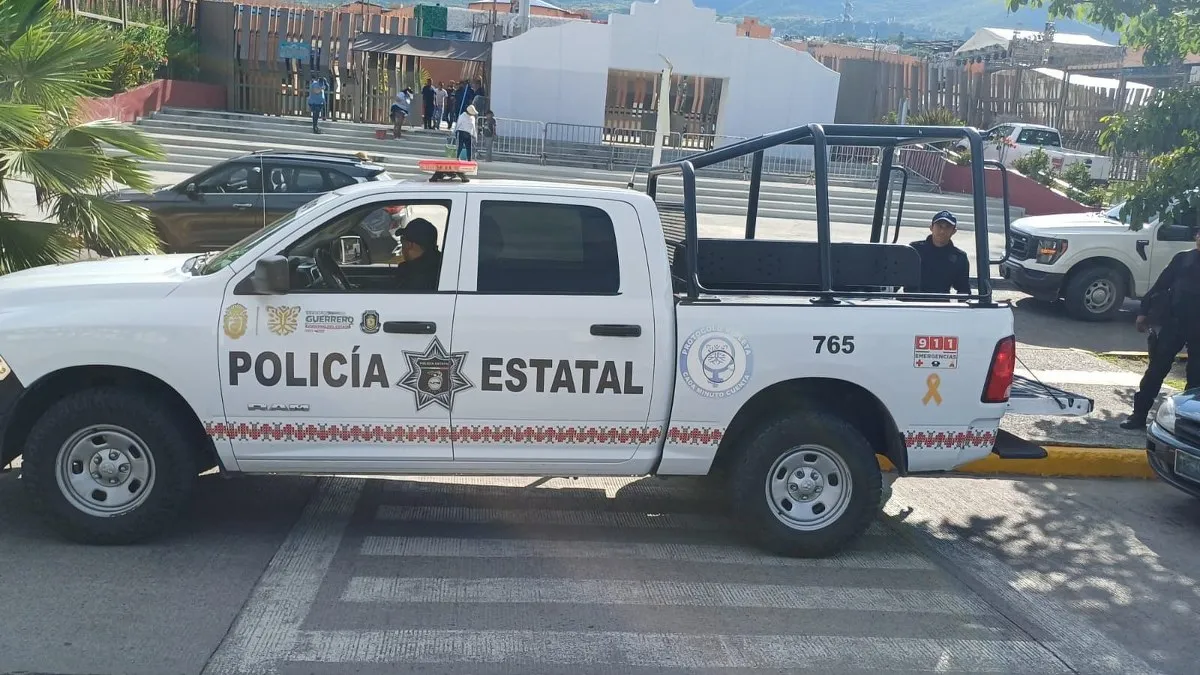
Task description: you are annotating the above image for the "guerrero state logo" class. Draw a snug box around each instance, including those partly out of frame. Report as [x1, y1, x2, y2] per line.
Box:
[678, 327, 753, 398]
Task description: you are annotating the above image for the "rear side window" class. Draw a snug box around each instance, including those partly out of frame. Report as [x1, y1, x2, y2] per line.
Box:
[476, 201, 620, 294]
[326, 169, 358, 189]
[1016, 128, 1061, 147]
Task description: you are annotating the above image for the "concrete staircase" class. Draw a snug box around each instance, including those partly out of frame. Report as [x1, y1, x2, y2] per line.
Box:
[127, 108, 1024, 233]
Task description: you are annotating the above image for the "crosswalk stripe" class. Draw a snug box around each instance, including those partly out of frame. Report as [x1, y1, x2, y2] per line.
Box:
[289, 629, 1067, 672]
[360, 536, 936, 569]
[373, 505, 893, 537]
[340, 576, 994, 614]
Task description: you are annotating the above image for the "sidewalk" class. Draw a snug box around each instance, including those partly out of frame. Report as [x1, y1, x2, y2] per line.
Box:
[1001, 344, 1158, 450]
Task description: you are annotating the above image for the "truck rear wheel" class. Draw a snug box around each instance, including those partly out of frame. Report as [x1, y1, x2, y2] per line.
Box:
[1064, 266, 1125, 321]
[21, 387, 199, 545]
[729, 410, 881, 557]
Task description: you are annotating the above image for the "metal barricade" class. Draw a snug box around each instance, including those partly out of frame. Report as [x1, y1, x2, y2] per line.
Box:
[485, 118, 545, 161]
[896, 146, 948, 188]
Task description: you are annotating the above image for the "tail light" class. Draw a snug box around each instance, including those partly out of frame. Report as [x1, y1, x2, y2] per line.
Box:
[982, 336, 1016, 403]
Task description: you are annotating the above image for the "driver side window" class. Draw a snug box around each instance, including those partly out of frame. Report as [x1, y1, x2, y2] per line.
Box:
[280, 198, 453, 294]
[198, 163, 262, 194]
[1157, 203, 1199, 242]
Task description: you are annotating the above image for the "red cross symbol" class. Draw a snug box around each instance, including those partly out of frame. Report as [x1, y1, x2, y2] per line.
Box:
[915, 359, 925, 367]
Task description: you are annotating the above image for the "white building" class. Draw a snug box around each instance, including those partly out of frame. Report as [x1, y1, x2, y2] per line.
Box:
[488, 0, 840, 140]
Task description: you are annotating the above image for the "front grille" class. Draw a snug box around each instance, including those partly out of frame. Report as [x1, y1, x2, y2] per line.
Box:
[1175, 417, 1200, 447]
[1008, 231, 1032, 260]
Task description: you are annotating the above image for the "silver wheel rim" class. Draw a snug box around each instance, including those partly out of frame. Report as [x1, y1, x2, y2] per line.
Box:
[55, 425, 156, 517]
[1083, 278, 1117, 314]
[764, 445, 853, 532]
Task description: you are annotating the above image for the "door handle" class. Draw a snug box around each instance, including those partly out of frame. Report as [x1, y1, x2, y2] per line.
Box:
[384, 321, 436, 334]
[232, 202, 255, 209]
[591, 323, 642, 338]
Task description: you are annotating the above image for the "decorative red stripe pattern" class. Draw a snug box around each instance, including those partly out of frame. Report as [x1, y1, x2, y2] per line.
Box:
[903, 429, 997, 450]
[667, 426, 724, 446]
[204, 421, 684, 445]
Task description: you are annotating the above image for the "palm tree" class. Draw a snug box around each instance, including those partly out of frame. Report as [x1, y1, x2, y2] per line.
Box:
[0, 0, 167, 275]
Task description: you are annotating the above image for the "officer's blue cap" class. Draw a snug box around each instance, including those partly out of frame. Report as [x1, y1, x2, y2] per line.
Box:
[932, 210, 958, 227]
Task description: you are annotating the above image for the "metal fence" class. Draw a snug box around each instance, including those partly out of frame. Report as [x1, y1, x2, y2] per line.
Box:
[475, 122, 952, 188]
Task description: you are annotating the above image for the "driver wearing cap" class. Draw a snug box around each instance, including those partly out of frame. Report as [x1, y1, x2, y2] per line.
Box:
[905, 210, 971, 295]
[394, 218, 442, 291]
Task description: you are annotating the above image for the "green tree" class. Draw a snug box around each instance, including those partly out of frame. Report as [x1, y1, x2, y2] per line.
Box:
[1006, 0, 1200, 228]
[0, 0, 166, 274]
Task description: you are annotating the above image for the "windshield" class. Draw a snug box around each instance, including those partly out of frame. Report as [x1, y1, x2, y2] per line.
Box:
[199, 191, 340, 275]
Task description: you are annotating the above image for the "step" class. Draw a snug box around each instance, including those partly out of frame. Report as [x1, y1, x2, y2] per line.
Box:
[146, 109, 949, 190]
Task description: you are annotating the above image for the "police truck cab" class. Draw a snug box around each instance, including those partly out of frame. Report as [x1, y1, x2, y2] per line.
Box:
[0, 124, 1092, 558]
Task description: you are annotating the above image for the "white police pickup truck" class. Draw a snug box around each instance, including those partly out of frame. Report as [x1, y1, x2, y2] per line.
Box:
[1001, 200, 1200, 321]
[0, 125, 1092, 557]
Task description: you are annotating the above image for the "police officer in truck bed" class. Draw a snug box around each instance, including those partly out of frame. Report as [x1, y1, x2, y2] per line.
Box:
[904, 210, 972, 295]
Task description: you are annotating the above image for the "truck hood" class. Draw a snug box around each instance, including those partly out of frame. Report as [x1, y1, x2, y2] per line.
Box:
[1012, 212, 1130, 237]
[0, 254, 198, 304]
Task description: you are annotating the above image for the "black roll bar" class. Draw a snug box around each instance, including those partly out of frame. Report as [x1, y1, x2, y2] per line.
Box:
[984, 159, 1013, 266]
[870, 147, 896, 243]
[647, 122, 995, 305]
[882, 166, 910, 244]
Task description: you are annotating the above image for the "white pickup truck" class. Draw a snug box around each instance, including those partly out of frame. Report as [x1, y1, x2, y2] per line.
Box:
[0, 125, 1092, 557]
[1001, 200, 1200, 321]
[957, 122, 1112, 182]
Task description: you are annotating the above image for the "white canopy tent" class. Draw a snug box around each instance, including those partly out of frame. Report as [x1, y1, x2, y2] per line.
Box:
[954, 27, 1125, 68]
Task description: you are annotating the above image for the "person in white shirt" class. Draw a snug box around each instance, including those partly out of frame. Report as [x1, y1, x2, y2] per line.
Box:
[433, 83, 448, 130]
[455, 104, 477, 161]
[390, 87, 413, 138]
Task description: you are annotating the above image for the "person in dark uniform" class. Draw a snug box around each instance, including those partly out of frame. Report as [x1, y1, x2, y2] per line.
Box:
[1121, 226, 1200, 430]
[905, 210, 972, 295]
[393, 218, 442, 291]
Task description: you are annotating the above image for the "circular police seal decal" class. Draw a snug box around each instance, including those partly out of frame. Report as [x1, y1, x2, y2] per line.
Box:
[678, 327, 753, 398]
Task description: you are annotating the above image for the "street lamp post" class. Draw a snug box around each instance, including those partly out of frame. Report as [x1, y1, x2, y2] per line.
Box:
[652, 53, 673, 168]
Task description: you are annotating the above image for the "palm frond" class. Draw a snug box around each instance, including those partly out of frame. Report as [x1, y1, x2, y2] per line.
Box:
[2, 147, 115, 194]
[0, 103, 42, 146]
[0, 0, 56, 48]
[0, 213, 75, 274]
[96, 154, 158, 193]
[58, 120, 166, 161]
[52, 194, 161, 257]
[0, 19, 120, 107]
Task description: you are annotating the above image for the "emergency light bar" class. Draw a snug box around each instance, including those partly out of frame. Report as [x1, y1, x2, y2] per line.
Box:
[418, 159, 478, 182]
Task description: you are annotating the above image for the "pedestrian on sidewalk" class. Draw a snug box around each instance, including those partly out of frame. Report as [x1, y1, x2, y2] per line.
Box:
[307, 76, 327, 134]
[391, 87, 413, 139]
[903, 210, 971, 295]
[434, 82, 447, 130]
[1122, 218, 1200, 430]
[421, 79, 437, 129]
[454, 104, 477, 161]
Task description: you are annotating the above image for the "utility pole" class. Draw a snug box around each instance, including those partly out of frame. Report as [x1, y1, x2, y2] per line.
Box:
[652, 54, 673, 168]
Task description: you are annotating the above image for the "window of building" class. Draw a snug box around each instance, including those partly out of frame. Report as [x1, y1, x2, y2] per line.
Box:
[476, 201, 620, 294]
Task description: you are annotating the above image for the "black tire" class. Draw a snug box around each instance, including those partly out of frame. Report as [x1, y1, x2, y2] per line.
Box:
[22, 386, 200, 545]
[1064, 266, 1126, 322]
[728, 409, 881, 558]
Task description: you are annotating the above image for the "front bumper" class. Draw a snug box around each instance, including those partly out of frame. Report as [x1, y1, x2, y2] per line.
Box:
[1146, 422, 1200, 499]
[1001, 261, 1064, 301]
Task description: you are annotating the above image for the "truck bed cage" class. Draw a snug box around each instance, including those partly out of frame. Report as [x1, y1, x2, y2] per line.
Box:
[645, 123, 1010, 306]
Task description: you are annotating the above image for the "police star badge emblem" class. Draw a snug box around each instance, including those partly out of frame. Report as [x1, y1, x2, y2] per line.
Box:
[360, 310, 381, 334]
[396, 337, 473, 411]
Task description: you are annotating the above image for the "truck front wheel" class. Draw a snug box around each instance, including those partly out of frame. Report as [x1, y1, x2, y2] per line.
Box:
[1064, 266, 1126, 321]
[21, 387, 199, 545]
[729, 410, 881, 558]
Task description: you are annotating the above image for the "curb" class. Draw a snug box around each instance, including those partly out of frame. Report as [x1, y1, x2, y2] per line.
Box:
[880, 446, 1155, 479]
[1098, 350, 1187, 362]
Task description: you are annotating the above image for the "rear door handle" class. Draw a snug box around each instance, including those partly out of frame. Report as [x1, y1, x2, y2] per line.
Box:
[591, 323, 642, 337]
[384, 321, 437, 334]
[232, 202, 255, 209]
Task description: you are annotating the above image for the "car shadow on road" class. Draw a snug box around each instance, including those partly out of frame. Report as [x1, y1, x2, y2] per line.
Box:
[891, 475, 1200, 675]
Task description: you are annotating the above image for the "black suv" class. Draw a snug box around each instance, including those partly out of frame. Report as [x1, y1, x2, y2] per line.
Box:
[106, 150, 391, 255]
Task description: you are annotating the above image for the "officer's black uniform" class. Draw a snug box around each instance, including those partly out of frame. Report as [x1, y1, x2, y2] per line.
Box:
[394, 218, 442, 292]
[906, 235, 971, 294]
[1123, 247, 1200, 428]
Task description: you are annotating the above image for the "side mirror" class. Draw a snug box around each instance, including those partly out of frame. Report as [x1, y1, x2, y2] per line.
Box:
[337, 235, 365, 265]
[185, 183, 200, 199]
[251, 255, 290, 294]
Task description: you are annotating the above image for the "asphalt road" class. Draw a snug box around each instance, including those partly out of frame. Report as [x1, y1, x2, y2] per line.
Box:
[1, 471, 1195, 675]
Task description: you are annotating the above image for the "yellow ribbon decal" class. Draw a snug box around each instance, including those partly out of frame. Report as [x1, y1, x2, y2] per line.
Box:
[922, 373, 943, 406]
